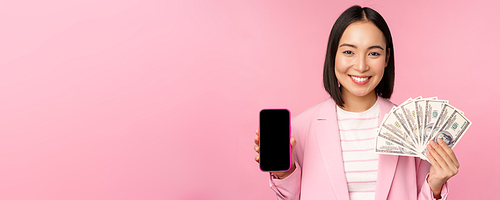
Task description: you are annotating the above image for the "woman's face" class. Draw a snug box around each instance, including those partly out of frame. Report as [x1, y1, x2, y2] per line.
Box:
[335, 21, 389, 100]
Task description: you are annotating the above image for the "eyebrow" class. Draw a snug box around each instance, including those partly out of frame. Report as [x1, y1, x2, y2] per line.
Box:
[339, 43, 384, 50]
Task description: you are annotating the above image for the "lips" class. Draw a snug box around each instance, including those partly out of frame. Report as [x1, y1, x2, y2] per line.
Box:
[349, 75, 371, 85]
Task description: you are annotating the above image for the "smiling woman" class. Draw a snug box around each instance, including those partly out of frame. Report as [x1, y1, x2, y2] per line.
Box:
[323, 6, 395, 112]
[253, 5, 459, 200]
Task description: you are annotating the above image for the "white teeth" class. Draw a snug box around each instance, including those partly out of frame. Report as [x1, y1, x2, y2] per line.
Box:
[350, 76, 369, 82]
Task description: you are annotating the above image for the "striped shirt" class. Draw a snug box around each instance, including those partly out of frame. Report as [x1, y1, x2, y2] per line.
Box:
[337, 100, 379, 200]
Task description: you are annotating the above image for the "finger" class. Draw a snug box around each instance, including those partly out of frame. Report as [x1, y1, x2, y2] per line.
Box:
[255, 155, 259, 163]
[430, 140, 455, 170]
[437, 138, 460, 168]
[426, 144, 443, 170]
[254, 144, 259, 153]
[426, 147, 443, 171]
[254, 135, 259, 145]
[255, 129, 259, 136]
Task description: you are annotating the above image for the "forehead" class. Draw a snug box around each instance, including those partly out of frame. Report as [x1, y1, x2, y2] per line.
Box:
[339, 21, 386, 47]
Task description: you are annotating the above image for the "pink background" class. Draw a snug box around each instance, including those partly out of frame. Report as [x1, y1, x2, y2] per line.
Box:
[1, 0, 498, 199]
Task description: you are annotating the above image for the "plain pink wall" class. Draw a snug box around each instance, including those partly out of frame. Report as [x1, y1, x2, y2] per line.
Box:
[1, 0, 498, 199]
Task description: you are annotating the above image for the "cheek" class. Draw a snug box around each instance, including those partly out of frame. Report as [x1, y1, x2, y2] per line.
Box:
[369, 59, 387, 75]
[334, 56, 349, 73]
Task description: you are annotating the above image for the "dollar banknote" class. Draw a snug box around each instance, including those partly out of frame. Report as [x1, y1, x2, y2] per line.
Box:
[375, 97, 471, 161]
[375, 136, 418, 156]
[415, 99, 426, 146]
[400, 97, 420, 146]
[420, 109, 471, 156]
[415, 97, 437, 146]
[380, 107, 417, 148]
[422, 99, 448, 149]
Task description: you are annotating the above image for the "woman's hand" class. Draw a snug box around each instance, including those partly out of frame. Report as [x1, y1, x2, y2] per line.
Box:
[254, 129, 297, 179]
[426, 138, 460, 199]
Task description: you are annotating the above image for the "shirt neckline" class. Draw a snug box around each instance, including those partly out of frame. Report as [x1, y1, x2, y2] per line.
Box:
[336, 99, 379, 115]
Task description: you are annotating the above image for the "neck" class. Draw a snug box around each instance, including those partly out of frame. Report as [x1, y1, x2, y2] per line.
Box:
[340, 90, 378, 112]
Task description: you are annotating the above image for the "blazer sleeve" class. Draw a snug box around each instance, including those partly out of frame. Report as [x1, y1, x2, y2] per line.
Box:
[268, 105, 314, 200]
[268, 159, 302, 200]
[267, 100, 327, 199]
[416, 158, 450, 200]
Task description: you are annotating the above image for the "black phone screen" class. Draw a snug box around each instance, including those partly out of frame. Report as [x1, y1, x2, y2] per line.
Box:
[259, 109, 290, 172]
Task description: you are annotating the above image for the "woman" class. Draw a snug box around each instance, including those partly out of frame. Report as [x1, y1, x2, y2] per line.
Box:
[253, 5, 459, 200]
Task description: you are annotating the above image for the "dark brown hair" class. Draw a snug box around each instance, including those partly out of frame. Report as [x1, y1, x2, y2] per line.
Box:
[323, 5, 395, 107]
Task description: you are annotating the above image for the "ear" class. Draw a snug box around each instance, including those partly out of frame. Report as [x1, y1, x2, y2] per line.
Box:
[385, 48, 391, 67]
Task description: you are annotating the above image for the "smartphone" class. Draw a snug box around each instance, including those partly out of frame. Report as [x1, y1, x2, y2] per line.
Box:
[259, 109, 291, 172]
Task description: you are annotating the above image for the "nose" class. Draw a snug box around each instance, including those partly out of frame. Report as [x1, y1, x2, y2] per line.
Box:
[354, 55, 369, 72]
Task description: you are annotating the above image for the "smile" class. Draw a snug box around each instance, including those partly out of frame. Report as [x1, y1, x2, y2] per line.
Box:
[349, 75, 371, 85]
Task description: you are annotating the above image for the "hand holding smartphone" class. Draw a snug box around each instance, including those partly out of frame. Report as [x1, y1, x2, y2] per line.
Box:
[259, 109, 291, 172]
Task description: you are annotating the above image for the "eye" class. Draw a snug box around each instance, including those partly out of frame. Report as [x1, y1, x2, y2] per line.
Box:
[343, 50, 354, 55]
[369, 52, 381, 56]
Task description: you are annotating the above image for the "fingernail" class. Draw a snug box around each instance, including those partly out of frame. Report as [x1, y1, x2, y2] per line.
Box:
[430, 140, 437, 146]
[427, 144, 433, 150]
[426, 150, 431, 155]
[437, 138, 443, 144]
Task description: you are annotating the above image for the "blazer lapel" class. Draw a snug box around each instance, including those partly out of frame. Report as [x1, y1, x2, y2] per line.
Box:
[375, 97, 399, 200]
[315, 98, 349, 200]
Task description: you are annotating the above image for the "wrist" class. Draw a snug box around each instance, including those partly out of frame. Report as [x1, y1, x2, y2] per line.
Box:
[431, 186, 442, 199]
[427, 176, 444, 199]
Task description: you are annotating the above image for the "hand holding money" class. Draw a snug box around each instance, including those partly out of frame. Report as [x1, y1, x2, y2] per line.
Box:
[426, 138, 460, 198]
[375, 96, 466, 198]
[375, 97, 471, 161]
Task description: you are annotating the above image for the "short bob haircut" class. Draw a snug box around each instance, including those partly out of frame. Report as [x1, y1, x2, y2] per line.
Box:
[323, 5, 395, 107]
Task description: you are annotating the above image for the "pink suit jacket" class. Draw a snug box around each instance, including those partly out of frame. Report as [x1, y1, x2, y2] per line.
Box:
[269, 97, 448, 200]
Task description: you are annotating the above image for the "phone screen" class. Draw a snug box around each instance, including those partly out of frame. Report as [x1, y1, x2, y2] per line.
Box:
[259, 109, 290, 172]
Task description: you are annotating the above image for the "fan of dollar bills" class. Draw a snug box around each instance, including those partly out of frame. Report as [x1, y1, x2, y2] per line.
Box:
[375, 97, 471, 161]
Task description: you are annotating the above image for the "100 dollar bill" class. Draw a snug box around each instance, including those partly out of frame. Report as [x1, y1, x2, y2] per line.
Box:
[375, 97, 470, 161]
[419, 109, 471, 157]
[376, 136, 418, 156]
